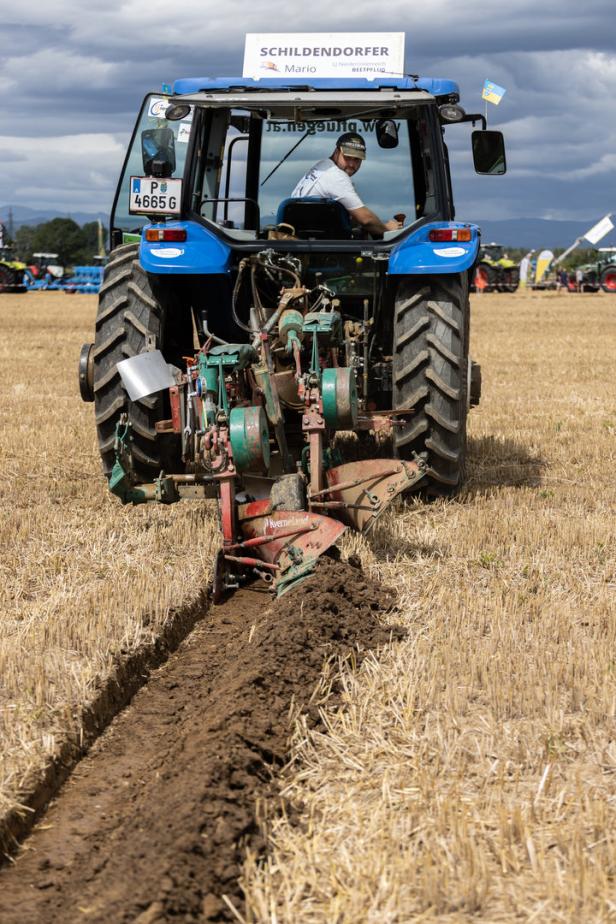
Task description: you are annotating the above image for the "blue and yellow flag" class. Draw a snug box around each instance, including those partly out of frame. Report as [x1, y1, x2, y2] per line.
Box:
[482, 80, 506, 105]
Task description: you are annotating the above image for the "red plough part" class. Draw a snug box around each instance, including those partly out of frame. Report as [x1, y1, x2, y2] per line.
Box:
[234, 504, 346, 596]
[321, 458, 425, 531]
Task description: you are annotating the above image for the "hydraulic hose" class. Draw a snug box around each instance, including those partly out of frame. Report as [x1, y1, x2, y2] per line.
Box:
[231, 258, 254, 334]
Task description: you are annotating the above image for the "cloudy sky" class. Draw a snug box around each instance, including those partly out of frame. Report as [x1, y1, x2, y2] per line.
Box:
[1, 0, 615, 224]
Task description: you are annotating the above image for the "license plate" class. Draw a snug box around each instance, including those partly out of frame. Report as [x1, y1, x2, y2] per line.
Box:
[129, 177, 182, 215]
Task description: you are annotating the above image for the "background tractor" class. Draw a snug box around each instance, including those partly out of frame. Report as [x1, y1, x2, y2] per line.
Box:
[562, 249, 616, 293]
[0, 246, 27, 293]
[79, 75, 506, 597]
[596, 248, 616, 292]
[472, 243, 519, 292]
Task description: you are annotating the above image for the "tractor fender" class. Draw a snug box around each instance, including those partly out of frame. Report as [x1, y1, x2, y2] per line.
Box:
[139, 221, 232, 275]
[388, 222, 480, 275]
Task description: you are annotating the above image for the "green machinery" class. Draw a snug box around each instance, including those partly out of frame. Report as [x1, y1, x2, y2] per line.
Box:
[472, 243, 519, 293]
[0, 247, 27, 293]
[585, 248, 616, 293]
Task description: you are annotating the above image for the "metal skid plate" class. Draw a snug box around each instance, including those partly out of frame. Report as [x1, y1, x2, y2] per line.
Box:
[323, 458, 426, 531]
[237, 500, 346, 595]
[116, 350, 176, 401]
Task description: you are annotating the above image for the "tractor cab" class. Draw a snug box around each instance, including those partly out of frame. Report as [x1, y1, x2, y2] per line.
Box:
[107, 77, 506, 341]
[481, 243, 506, 264]
[111, 77, 504, 251]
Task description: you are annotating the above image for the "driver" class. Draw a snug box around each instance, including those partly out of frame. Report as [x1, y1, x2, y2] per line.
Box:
[290, 132, 403, 237]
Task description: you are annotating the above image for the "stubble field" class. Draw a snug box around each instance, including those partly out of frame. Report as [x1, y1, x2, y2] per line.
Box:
[0, 289, 615, 921]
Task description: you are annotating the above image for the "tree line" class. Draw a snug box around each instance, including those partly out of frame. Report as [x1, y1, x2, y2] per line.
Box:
[10, 218, 104, 266]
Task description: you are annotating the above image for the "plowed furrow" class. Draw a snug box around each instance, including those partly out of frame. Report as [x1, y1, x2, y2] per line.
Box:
[0, 559, 396, 923]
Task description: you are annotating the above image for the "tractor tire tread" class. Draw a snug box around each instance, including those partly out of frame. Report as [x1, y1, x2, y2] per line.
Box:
[92, 325, 126, 361]
[393, 274, 469, 493]
[425, 402, 460, 433]
[393, 349, 429, 384]
[98, 265, 133, 299]
[427, 298, 460, 331]
[395, 416, 429, 447]
[426, 332, 460, 366]
[425, 434, 460, 464]
[95, 294, 129, 328]
[92, 244, 166, 479]
[425, 367, 460, 400]
[395, 287, 429, 322]
[395, 314, 430, 349]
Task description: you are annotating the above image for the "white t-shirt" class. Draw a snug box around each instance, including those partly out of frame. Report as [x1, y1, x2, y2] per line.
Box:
[291, 159, 364, 211]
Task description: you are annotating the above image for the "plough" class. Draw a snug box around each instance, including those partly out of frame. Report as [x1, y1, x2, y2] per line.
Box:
[109, 251, 425, 597]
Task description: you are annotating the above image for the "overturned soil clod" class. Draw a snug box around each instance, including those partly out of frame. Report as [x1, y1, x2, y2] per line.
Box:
[0, 558, 398, 923]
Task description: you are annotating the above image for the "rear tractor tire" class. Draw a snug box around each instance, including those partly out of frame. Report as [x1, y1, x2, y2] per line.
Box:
[600, 265, 616, 293]
[501, 267, 520, 293]
[473, 262, 494, 292]
[393, 274, 470, 494]
[0, 263, 18, 292]
[90, 243, 170, 480]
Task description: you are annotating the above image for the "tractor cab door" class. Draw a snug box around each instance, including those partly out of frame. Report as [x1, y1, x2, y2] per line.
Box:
[110, 94, 196, 248]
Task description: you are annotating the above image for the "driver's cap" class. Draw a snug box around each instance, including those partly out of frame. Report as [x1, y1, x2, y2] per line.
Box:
[336, 132, 366, 160]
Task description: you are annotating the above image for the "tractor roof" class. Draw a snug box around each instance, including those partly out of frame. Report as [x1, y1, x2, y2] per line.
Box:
[173, 76, 460, 102]
[171, 77, 459, 118]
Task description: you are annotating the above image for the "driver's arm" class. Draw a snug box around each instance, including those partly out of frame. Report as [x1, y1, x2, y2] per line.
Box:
[349, 206, 401, 236]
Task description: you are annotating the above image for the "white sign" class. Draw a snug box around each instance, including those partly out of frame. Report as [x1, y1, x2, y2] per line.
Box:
[129, 177, 182, 215]
[243, 33, 405, 80]
[177, 122, 192, 144]
[584, 214, 614, 246]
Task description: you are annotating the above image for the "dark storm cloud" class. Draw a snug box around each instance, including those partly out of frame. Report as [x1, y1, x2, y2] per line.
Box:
[1, 1, 614, 221]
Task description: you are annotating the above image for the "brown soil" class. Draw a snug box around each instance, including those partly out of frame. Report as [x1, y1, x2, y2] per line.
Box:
[0, 558, 397, 923]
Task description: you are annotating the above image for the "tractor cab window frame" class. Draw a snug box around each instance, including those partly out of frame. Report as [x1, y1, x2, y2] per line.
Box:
[185, 98, 451, 244]
[408, 106, 442, 220]
[189, 108, 262, 234]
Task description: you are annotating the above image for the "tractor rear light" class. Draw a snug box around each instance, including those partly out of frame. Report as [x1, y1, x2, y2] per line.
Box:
[429, 228, 472, 243]
[144, 228, 187, 242]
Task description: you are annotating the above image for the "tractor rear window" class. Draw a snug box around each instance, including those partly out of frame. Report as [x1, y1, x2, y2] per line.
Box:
[258, 118, 414, 228]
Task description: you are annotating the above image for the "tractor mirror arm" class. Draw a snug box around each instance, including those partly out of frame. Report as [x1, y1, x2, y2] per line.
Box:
[458, 113, 487, 131]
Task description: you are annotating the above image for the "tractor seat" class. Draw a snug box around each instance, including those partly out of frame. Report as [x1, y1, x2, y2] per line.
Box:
[276, 197, 352, 240]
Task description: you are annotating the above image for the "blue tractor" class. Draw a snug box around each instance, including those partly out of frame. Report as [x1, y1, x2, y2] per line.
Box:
[79, 76, 505, 597]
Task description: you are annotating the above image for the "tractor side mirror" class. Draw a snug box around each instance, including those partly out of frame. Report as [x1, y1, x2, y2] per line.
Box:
[376, 119, 399, 149]
[472, 130, 506, 175]
[141, 127, 176, 178]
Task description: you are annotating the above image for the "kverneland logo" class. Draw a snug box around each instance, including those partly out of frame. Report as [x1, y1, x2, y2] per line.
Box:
[265, 516, 310, 531]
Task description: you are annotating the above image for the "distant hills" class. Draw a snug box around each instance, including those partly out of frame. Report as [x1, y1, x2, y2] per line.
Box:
[0, 204, 108, 230]
[2, 205, 615, 251]
[461, 217, 616, 251]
